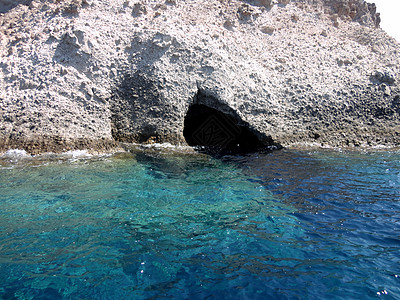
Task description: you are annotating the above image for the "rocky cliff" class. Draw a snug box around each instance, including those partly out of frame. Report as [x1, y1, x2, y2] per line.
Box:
[0, 0, 399, 154]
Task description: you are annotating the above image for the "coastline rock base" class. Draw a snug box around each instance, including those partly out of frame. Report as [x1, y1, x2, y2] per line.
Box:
[0, 136, 121, 155]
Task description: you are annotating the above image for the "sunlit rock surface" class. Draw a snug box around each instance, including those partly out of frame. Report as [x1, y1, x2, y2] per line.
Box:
[0, 0, 399, 153]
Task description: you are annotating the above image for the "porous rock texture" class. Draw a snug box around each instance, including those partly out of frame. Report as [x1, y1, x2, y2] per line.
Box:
[0, 0, 399, 153]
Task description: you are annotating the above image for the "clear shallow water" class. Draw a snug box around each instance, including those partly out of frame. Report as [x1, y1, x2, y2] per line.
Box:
[0, 148, 399, 299]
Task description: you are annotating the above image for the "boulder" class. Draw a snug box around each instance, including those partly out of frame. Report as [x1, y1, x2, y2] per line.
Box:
[0, 0, 399, 153]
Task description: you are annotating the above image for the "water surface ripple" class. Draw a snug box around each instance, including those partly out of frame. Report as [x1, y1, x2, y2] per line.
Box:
[0, 149, 399, 299]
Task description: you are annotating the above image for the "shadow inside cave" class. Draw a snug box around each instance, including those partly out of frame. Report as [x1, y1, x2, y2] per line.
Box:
[183, 93, 280, 156]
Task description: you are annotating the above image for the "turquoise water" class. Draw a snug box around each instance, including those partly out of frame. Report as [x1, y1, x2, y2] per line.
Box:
[0, 147, 399, 299]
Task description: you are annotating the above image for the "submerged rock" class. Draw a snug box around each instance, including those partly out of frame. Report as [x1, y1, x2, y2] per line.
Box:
[0, 0, 399, 153]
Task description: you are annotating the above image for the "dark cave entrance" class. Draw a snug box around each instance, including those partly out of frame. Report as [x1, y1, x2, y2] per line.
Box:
[183, 103, 272, 154]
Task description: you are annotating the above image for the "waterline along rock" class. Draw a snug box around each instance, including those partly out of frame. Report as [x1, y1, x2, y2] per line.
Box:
[0, 0, 399, 153]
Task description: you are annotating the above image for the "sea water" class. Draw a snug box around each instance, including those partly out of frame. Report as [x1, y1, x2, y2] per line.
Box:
[0, 147, 399, 299]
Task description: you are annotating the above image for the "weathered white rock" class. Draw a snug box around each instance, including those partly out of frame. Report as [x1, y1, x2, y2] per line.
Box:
[0, 0, 399, 153]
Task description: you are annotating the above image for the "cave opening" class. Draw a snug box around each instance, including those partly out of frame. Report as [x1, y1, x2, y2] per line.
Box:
[183, 103, 271, 155]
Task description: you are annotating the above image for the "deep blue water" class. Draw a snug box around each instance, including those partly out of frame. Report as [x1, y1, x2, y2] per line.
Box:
[0, 147, 399, 299]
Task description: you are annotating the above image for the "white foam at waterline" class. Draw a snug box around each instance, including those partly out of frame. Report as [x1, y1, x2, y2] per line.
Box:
[140, 142, 192, 149]
[62, 150, 93, 158]
[1, 149, 29, 158]
[131, 142, 196, 153]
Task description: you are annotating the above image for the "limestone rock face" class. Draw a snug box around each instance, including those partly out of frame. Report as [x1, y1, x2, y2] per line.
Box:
[0, 0, 399, 153]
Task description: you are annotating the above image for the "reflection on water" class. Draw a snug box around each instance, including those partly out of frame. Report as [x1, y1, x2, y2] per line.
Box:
[0, 148, 399, 299]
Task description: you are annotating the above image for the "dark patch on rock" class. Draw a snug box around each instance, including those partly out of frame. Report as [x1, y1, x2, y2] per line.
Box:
[0, 0, 31, 13]
[370, 70, 396, 85]
[110, 71, 169, 144]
